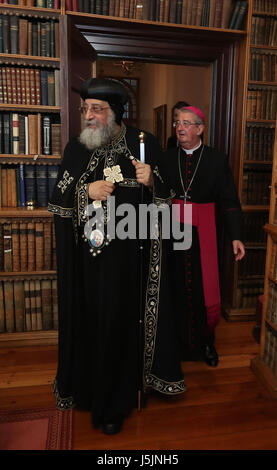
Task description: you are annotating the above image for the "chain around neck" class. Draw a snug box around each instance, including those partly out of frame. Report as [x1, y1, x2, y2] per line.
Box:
[178, 144, 204, 203]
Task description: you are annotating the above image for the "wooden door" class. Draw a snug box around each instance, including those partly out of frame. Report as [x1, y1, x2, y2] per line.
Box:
[59, 15, 97, 151]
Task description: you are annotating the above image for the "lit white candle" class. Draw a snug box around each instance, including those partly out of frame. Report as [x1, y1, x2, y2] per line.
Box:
[139, 132, 145, 163]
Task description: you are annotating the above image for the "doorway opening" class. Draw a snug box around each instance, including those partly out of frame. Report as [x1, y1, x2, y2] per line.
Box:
[96, 58, 212, 150]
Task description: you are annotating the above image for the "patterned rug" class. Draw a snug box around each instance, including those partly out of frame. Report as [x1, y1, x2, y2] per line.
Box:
[0, 407, 73, 450]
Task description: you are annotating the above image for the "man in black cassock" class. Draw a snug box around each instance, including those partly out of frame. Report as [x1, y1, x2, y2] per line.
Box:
[48, 78, 185, 435]
[158, 105, 245, 367]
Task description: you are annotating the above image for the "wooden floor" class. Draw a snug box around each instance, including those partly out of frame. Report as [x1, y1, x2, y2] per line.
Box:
[1, 318, 277, 450]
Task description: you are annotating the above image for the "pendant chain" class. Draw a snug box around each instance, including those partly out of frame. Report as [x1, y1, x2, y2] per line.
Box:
[178, 144, 204, 203]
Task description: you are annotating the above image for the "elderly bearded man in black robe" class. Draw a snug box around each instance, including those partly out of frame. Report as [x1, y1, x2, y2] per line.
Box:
[49, 78, 185, 435]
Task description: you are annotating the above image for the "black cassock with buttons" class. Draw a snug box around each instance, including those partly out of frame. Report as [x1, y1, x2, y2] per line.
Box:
[158, 143, 243, 360]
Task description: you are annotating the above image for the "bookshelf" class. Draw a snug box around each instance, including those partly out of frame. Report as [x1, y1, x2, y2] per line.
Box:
[222, 0, 277, 322]
[0, 3, 61, 345]
[251, 113, 277, 398]
[0, 0, 254, 347]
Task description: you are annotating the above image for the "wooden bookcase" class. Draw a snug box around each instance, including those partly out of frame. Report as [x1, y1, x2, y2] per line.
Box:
[222, 0, 277, 322]
[251, 113, 277, 398]
[0, 3, 62, 346]
[0, 0, 255, 347]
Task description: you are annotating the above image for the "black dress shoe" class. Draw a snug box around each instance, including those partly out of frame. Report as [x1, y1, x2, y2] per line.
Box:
[102, 416, 124, 435]
[204, 345, 219, 367]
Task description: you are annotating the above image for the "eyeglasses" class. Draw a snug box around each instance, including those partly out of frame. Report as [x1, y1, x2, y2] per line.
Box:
[173, 120, 200, 129]
[79, 104, 110, 115]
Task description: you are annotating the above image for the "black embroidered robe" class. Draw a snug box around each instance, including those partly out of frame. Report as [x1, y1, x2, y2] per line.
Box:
[49, 124, 185, 426]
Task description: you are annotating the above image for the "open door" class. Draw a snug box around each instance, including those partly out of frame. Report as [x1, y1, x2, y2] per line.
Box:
[59, 15, 97, 152]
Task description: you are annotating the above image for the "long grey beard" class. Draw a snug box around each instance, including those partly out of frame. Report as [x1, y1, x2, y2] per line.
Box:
[79, 114, 118, 150]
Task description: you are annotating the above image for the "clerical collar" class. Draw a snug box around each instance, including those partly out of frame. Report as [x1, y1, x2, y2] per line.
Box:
[181, 140, 202, 154]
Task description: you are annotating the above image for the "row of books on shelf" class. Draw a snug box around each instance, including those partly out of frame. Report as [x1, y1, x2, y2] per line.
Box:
[238, 247, 266, 277]
[253, 0, 277, 13]
[249, 50, 277, 83]
[70, 0, 248, 30]
[236, 279, 264, 309]
[246, 87, 277, 121]
[0, 68, 60, 106]
[0, 220, 56, 271]
[243, 212, 268, 244]
[241, 169, 271, 205]
[0, 0, 60, 8]
[0, 113, 61, 155]
[0, 279, 58, 333]
[266, 281, 277, 325]
[0, 163, 59, 207]
[0, 15, 59, 57]
[263, 322, 277, 377]
[251, 16, 277, 46]
[244, 125, 274, 162]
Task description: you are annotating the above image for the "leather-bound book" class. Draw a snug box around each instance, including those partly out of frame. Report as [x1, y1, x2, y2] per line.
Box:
[35, 222, 44, 270]
[14, 280, 25, 332]
[4, 281, 14, 332]
[35, 279, 42, 330]
[36, 164, 48, 207]
[28, 114, 38, 155]
[20, 222, 28, 272]
[19, 18, 28, 55]
[27, 221, 35, 271]
[3, 223, 12, 272]
[44, 222, 52, 270]
[24, 280, 31, 331]
[11, 222, 20, 272]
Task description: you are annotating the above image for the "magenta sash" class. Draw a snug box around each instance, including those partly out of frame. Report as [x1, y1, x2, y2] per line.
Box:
[172, 199, 221, 332]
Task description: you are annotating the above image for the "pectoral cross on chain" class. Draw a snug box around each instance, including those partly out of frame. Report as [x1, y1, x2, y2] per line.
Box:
[184, 192, 191, 204]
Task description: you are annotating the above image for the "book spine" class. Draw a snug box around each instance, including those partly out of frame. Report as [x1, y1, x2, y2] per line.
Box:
[36, 164, 48, 207]
[19, 19, 28, 57]
[11, 68, 17, 104]
[19, 222, 28, 271]
[28, 114, 38, 155]
[44, 222, 52, 270]
[47, 164, 58, 199]
[42, 115, 51, 154]
[12, 113, 19, 155]
[47, 71, 55, 106]
[24, 164, 36, 203]
[4, 223, 12, 271]
[24, 280, 31, 332]
[51, 123, 61, 155]
[5, 67, 12, 104]
[27, 221, 35, 271]
[35, 279, 42, 330]
[3, 13, 10, 54]
[35, 221, 44, 269]
[11, 222, 20, 272]
[14, 280, 25, 332]
[4, 281, 15, 333]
